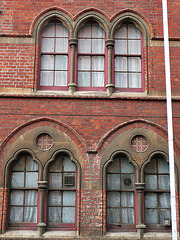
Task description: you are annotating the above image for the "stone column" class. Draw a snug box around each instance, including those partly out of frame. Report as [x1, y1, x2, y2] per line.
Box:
[68, 38, 78, 94]
[105, 39, 115, 95]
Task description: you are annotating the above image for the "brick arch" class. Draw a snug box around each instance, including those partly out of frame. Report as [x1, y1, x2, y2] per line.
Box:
[96, 119, 180, 158]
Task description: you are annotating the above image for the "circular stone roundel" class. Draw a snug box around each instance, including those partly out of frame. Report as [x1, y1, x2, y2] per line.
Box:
[36, 133, 54, 150]
[131, 134, 148, 153]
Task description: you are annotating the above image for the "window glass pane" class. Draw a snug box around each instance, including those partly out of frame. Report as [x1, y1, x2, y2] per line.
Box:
[121, 208, 134, 224]
[158, 158, 169, 173]
[11, 172, 24, 188]
[159, 193, 170, 208]
[128, 40, 141, 54]
[56, 23, 68, 37]
[107, 174, 120, 190]
[55, 55, 67, 70]
[107, 158, 120, 173]
[158, 175, 170, 190]
[63, 191, 75, 206]
[92, 72, 104, 87]
[25, 191, 37, 205]
[92, 39, 104, 53]
[128, 24, 141, 39]
[115, 40, 127, 54]
[40, 71, 54, 86]
[78, 24, 91, 38]
[115, 73, 127, 88]
[49, 173, 62, 189]
[10, 207, 23, 223]
[129, 73, 141, 88]
[55, 71, 67, 86]
[121, 157, 133, 173]
[56, 38, 68, 53]
[78, 56, 91, 70]
[159, 209, 171, 224]
[78, 39, 91, 53]
[107, 208, 120, 224]
[10, 190, 24, 205]
[115, 57, 127, 71]
[63, 157, 76, 172]
[49, 191, 61, 206]
[145, 193, 158, 208]
[121, 174, 134, 190]
[26, 156, 38, 171]
[41, 38, 54, 53]
[42, 23, 55, 37]
[121, 192, 134, 207]
[92, 24, 104, 38]
[115, 24, 127, 38]
[145, 209, 158, 224]
[48, 207, 61, 222]
[92, 56, 104, 71]
[107, 192, 120, 207]
[145, 159, 157, 173]
[145, 175, 157, 190]
[128, 57, 141, 72]
[50, 158, 62, 171]
[24, 207, 37, 223]
[62, 207, 75, 223]
[25, 172, 38, 188]
[13, 157, 25, 171]
[41, 55, 54, 70]
[78, 72, 90, 87]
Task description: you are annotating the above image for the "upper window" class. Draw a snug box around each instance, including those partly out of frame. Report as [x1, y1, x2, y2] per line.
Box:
[77, 22, 106, 91]
[39, 21, 69, 90]
[114, 22, 143, 92]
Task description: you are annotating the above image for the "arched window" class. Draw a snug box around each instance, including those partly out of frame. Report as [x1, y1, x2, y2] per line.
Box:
[106, 155, 135, 230]
[114, 22, 143, 92]
[39, 20, 69, 90]
[47, 153, 77, 230]
[144, 156, 171, 230]
[9, 153, 39, 228]
[77, 22, 106, 91]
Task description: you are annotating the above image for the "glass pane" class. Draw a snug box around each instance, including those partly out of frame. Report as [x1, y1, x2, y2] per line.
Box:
[11, 172, 24, 188]
[78, 56, 90, 70]
[49, 173, 62, 188]
[56, 23, 68, 37]
[121, 208, 134, 224]
[121, 157, 133, 173]
[56, 38, 68, 53]
[145, 159, 157, 173]
[62, 207, 75, 223]
[13, 156, 25, 171]
[25, 191, 37, 205]
[107, 158, 120, 173]
[107, 208, 120, 224]
[128, 24, 141, 39]
[42, 23, 55, 37]
[78, 72, 90, 87]
[48, 207, 61, 222]
[55, 55, 67, 70]
[128, 40, 141, 54]
[41, 55, 54, 70]
[145, 193, 158, 208]
[159, 209, 171, 224]
[159, 193, 170, 208]
[158, 175, 170, 190]
[24, 207, 37, 223]
[107, 192, 120, 207]
[40, 71, 54, 86]
[63, 191, 75, 206]
[92, 56, 104, 71]
[63, 157, 76, 172]
[129, 73, 141, 88]
[92, 24, 104, 38]
[50, 157, 62, 171]
[121, 174, 134, 190]
[121, 192, 134, 207]
[78, 39, 91, 53]
[145, 209, 158, 224]
[92, 72, 104, 87]
[10, 207, 23, 223]
[63, 174, 75, 189]
[115, 40, 127, 54]
[25, 172, 38, 188]
[128, 57, 141, 72]
[10, 190, 24, 205]
[41, 38, 54, 52]
[48, 191, 61, 206]
[55, 71, 67, 86]
[92, 39, 104, 53]
[26, 156, 38, 171]
[145, 175, 157, 190]
[115, 73, 127, 88]
[78, 24, 91, 37]
[115, 24, 127, 38]
[107, 174, 120, 190]
[158, 158, 169, 173]
[115, 57, 127, 71]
